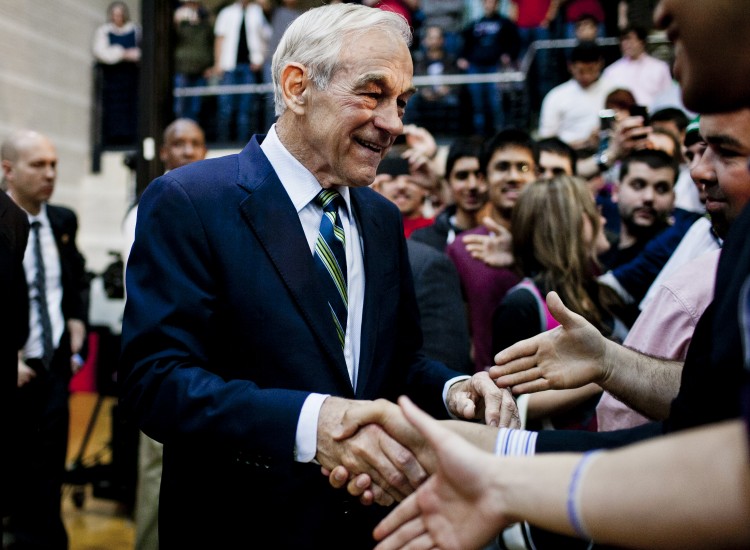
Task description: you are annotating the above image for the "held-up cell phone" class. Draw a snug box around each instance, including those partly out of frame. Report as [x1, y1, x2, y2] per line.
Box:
[630, 104, 649, 124]
[597, 109, 617, 171]
[599, 109, 617, 131]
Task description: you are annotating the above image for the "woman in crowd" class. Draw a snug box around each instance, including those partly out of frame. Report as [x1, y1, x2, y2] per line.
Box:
[92, 1, 141, 146]
[492, 175, 625, 430]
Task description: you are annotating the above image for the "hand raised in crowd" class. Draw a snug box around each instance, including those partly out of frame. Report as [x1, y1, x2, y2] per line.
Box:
[401, 124, 438, 161]
[607, 114, 652, 163]
[462, 217, 513, 268]
[373, 396, 513, 550]
[490, 291, 609, 394]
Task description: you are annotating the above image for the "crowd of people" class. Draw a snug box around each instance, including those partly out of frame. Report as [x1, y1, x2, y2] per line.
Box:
[94, 0, 680, 147]
[3, 0, 750, 549]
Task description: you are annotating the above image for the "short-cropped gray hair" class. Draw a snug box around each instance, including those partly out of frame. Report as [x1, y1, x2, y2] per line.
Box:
[271, 3, 412, 116]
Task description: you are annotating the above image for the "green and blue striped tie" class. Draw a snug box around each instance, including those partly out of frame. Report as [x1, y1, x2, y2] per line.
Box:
[314, 189, 348, 349]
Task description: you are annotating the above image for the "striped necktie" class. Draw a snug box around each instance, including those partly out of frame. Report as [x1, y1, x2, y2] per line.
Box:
[31, 221, 55, 368]
[313, 189, 348, 349]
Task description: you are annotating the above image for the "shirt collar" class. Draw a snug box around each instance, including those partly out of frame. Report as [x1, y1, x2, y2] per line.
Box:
[260, 124, 352, 214]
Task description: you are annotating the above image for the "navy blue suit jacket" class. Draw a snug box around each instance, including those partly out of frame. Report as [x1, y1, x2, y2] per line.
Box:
[120, 137, 461, 548]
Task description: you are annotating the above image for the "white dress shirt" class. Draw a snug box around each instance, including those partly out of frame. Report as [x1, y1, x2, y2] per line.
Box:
[261, 126, 468, 462]
[21, 204, 65, 360]
[261, 126, 365, 462]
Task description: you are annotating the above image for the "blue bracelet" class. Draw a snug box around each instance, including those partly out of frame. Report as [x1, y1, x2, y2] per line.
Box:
[566, 450, 602, 540]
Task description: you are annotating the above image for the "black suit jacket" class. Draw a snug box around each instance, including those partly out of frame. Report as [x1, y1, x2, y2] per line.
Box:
[0, 192, 29, 518]
[46, 205, 89, 328]
[407, 239, 471, 373]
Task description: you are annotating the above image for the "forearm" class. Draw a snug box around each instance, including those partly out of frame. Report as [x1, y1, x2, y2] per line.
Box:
[582, 420, 750, 548]
[213, 36, 224, 70]
[499, 421, 750, 549]
[599, 341, 682, 420]
[444, 420, 498, 452]
[526, 384, 601, 421]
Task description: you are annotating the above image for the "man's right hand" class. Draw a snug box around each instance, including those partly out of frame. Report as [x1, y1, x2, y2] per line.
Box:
[17, 359, 36, 387]
[490, 291, 609, 393]
[462, 217, 513, 268]
[316, 397, 429, 506]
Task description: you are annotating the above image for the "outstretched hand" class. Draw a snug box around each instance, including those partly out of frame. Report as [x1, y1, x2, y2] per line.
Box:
[373, 396, 511, 550]
[490, 291, 608, 394]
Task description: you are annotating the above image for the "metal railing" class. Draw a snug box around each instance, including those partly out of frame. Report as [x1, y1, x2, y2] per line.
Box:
[167, 35, 670, 140]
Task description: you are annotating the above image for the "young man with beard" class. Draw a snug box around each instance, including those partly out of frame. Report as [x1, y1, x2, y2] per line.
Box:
[597, 111, 741, 431]
[598, 149, 677, 271]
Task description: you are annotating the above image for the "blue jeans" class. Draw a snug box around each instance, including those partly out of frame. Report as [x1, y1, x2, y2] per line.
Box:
[518, 26, 555, 101]
[467, 64, 503, 136]
[217, 64, 257, 143]
[173, 72, 207, 123]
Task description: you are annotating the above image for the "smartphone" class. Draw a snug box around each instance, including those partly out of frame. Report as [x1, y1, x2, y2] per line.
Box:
[599, 109, 617, 131]
[597, 109, 617, 170]
[630, 104, 649, 124]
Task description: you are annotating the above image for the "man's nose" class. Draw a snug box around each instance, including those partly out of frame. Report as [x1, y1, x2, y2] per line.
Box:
[373, 101, 403, 137]
[690, 150, 716, 187]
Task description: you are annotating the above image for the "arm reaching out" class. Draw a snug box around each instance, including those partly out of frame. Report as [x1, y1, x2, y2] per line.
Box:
[374, 399, 750, 550]
[491, 292, 684, 420]
[490, 291, 610, 393]
[324, 395, 508, 506]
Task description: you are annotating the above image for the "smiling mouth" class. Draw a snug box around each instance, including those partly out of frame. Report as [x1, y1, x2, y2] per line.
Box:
[355, 137, 386, 154]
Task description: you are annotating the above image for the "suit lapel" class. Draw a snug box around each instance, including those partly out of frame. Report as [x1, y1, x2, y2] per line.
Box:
[0, 195, 11, 250]
[350, 188, 392, 398]
[236, 138, 351, 388]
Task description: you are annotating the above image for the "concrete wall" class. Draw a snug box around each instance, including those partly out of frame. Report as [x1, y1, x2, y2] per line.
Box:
[0, 1, 141, 271]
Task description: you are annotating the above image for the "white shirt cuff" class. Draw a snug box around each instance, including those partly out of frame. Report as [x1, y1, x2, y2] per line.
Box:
[494, 427, 537, 456]
[516, 394, 530, 429]
[294, 393, 330, 463]
[442, 375, 471, 418]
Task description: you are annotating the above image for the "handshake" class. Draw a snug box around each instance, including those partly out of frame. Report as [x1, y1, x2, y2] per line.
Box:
[315, 371, 520, 506]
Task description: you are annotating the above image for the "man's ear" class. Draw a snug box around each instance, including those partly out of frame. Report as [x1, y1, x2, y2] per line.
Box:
[1, 159, 13, 181]
[279, 62, 308, 115]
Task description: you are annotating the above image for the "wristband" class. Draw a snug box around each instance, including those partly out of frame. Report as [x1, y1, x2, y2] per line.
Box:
[566, 450, 603, 540]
